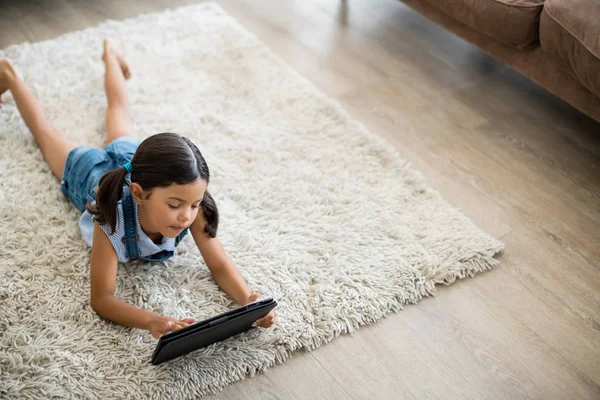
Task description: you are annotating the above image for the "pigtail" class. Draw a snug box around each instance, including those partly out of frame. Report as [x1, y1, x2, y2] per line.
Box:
[86, 167, 129, 234]
[201, 190, 219, 238]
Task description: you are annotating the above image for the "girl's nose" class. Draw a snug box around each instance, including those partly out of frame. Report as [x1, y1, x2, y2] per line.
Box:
[179, 208, 192, 223]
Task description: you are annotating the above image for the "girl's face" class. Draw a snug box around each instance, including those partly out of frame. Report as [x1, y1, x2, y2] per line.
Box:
[131, 179, 208, 239]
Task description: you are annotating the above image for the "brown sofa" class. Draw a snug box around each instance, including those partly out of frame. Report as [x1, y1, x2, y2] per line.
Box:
[399, 0, 600, 123]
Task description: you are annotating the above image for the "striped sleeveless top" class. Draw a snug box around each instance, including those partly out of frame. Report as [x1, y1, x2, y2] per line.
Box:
[78, 198, 177, 263]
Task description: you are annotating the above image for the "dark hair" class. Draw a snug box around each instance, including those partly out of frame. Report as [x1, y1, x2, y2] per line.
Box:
[86, 132, 218, 237]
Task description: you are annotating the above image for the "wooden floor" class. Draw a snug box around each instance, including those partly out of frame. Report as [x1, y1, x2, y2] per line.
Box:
[2, 0, 599, 398]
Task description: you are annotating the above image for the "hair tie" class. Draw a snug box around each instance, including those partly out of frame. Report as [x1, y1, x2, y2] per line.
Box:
[122, 162, 133, 173]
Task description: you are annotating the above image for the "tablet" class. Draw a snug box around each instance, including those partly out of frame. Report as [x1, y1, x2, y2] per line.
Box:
[151, 298, 277, 365]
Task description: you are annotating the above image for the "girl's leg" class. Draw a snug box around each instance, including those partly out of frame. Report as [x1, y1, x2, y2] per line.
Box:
[0, 59, 77, 181]
[102, 38, 134, 146]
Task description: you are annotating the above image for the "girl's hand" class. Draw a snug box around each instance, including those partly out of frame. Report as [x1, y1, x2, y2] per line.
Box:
[246, 293, 275, 328]
[147, 315, 196, 339]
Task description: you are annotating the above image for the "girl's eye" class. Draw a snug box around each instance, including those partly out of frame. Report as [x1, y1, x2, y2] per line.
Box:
[169, 204, 200, 209]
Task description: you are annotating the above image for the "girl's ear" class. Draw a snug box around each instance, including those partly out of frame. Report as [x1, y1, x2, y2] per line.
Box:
[129, 183, 146, 204]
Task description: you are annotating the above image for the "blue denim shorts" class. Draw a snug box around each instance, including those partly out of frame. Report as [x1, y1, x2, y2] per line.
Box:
[61, 136, 141, 212]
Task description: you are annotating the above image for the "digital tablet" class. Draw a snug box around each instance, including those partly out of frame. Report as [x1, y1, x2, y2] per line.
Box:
[151, 297, 277, 365]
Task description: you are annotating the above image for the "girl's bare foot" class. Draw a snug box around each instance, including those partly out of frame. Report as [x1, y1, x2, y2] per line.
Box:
[0, 59, 17, 106]
[102, 38, 132, 80]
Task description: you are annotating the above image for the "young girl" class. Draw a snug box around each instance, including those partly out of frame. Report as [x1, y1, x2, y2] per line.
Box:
[0, 39, 274, 339]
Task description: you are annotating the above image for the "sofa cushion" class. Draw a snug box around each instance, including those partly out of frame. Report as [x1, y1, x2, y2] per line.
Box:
[540, 0, 600, 98]
[422, 0, 545, 49]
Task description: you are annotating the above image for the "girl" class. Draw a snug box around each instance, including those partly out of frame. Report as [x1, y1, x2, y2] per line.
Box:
[0, 39, 274, 339]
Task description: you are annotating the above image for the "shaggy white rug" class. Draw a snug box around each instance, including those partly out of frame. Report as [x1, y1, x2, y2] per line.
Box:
[0, 3, 503, 398]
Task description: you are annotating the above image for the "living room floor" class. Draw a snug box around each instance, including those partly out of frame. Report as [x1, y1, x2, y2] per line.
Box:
[2, 0, 599, 398]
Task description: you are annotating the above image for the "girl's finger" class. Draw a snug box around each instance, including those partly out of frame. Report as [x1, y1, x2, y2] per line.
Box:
[166, 323, 179, 332]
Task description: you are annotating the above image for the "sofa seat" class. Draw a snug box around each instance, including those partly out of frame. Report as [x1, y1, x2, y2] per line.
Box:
[540, 0, 600, 98]
[422, 0, 545, 49]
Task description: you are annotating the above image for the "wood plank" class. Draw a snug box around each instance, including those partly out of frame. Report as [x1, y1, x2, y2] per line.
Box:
[207, 350, 351, 400]
[313, 243, 600, 399]
[311, 308, 505, 400]
[0, 1, 30, 48]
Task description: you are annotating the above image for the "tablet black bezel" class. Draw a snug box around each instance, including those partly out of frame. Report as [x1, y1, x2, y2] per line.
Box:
[150, 298, 276, 364]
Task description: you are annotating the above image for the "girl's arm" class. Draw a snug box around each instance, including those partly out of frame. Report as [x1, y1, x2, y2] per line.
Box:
[189, 215, 251, 305]
[90, 223, 155, 328]
[90, 223, 192, 337]
[189, 221, 275, 328]
[189, 214, 275, 328]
